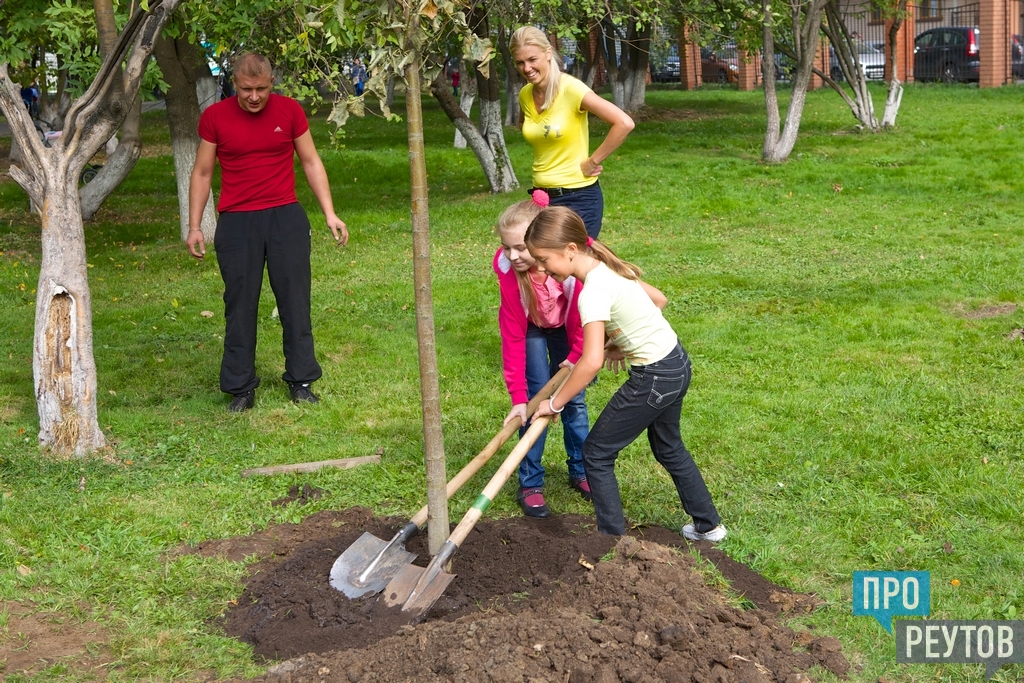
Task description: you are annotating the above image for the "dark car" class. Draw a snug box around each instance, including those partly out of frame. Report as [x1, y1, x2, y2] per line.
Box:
[914, 27, 979, 82]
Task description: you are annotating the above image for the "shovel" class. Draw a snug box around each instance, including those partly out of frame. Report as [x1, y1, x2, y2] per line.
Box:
[329, 367, 570, 598]
[381, 384, 565, 623]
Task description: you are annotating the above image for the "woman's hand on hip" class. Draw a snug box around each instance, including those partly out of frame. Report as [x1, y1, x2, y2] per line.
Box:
[581, 157, 603, 177]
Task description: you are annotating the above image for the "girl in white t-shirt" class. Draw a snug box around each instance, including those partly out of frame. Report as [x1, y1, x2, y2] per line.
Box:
[527, 207, 726, 541]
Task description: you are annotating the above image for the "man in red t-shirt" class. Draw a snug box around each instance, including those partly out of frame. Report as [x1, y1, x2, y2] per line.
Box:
[187, 52, 348, 412]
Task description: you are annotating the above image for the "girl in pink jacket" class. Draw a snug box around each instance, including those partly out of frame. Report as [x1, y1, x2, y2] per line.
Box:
[494, 191, 591, 518]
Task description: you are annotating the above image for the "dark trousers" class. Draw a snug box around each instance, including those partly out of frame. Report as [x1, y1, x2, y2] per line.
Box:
[214, 203, 322, 395]
[547, 180, 603, 239]
[583, 343, 721, 535]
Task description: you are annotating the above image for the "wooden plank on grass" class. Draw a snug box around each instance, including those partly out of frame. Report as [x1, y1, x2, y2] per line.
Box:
[241, 453, 381, 477]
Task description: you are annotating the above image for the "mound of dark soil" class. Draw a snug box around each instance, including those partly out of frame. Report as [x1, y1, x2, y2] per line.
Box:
[201, 508, 845, 683]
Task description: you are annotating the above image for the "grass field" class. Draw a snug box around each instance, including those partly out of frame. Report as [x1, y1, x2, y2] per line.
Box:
[1, 82, 1023, 682]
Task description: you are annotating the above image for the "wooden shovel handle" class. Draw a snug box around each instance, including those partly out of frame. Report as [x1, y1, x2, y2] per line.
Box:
[442, 369, 573, 549]
[409, 366, 571, 529]
[445, 416, 552, 549]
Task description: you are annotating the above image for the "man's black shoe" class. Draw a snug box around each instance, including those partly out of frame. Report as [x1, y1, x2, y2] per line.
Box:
[228, 389, 255, 413]
[288, 382, 320, 404]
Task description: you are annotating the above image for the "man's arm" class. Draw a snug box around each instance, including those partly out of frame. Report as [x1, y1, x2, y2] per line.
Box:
[294, 130, 349, 245]
[186, 139, 217, 259]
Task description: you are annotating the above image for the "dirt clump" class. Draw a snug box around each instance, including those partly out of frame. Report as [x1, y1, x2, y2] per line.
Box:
[210, 508, 846, 683]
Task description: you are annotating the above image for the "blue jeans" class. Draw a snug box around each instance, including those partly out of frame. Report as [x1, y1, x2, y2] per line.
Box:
[536, 180, 604, 239]
[583, 343, 721, 535]
[519, 324, 589, 488]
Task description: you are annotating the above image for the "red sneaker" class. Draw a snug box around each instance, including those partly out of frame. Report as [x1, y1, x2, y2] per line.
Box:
[570, 476, 592, 502]
[517, 487, 551, 518]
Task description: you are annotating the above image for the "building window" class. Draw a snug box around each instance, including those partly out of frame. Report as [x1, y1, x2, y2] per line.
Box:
[917, 0, 942, 21]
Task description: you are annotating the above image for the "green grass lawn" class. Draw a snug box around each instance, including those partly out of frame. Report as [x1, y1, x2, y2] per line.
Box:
[1, 82, 1023, 682]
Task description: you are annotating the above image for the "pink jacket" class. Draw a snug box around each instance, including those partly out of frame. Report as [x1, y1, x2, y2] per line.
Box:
[494, 248, 584, 405]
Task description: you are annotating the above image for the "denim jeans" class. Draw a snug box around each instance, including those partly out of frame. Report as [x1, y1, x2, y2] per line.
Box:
[583, 343, 721, 535]
[519, 323, 589, 488]
[540, 180, 604, 239]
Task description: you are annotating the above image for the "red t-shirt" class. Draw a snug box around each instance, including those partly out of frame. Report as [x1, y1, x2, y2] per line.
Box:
[198, 93, 309, 213]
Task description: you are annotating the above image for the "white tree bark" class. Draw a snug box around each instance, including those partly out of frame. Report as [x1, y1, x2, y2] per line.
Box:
[762, 0, 828, 163]
[453, 92, 474, 149]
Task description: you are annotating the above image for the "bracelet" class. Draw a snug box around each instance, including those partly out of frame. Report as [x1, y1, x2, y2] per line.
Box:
[188, 228, 202, 232]
[548, 398, 564, 414]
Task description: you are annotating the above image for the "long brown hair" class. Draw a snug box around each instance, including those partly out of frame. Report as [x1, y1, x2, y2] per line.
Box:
[497, 198, 546, 324]
[524, 207, 642, 280]
[509, 26, 561, 112]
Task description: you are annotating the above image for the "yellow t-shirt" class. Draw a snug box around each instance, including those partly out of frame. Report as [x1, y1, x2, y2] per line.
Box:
[519, 75, 595, 189]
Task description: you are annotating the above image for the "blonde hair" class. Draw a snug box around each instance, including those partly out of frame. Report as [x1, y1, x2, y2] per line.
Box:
[233, 53, 273, 81]
[525, 207, 642, 280]
[510, 26, 562, 112]
[497, 198, 546, 325]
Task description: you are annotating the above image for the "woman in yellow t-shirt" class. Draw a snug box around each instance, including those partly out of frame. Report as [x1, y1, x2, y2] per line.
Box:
[510, 26, 635, 239]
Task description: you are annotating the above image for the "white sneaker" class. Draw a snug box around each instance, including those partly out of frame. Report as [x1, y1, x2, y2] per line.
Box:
[682, 524, 727, 542]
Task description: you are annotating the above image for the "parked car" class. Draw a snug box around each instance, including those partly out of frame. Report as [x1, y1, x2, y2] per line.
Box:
[700, 46, 739, 84]
[914, 27, 979, 81]
[651, 54, 680, 83]
[829, 39, 886, 81]
[1014, 34, 1024, 77]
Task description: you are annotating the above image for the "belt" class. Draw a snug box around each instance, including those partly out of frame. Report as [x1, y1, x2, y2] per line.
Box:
[529, 182, 596, 198]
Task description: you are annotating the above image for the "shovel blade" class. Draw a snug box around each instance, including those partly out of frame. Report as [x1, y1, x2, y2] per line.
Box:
[381, 562, 456, 624]
[329, 532, 418, 599]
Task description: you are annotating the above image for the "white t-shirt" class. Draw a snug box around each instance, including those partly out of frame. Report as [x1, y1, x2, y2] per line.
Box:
[577, 263, 678, 365]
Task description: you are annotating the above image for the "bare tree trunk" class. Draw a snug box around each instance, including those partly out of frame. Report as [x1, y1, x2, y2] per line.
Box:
[762, 0, 828, 162]
[819, 1, 879, 130]
[405, 56, 449, 557]
[0, 0, 182, 456]
[496, 27, 523, 126]
[80, 96, 141, 220]
[453, 59, 476, 149]
[153, 33, 217, 241]
[34, 177, 106, 454]
[78, 0, 143, 220]
[600, 20, 626, 110]
[431, 74, 514, 193]
[619, 20, 651, 112]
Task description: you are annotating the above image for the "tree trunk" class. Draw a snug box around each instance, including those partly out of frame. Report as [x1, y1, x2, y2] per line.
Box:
[79, 96, 142, 220]
[762, 0, 828, 162]
[496, 27, 523, 127]
[77, 0, 142, 221]
[453, 59, 477, 149]
[617, 20, 650, 112]
[153, 33, 217, 241]
[35, 170, 106, 454]
[820, 1, 879, 130]
[600, 20, 625, 110]
[431, 74, 509, 193]
[405, 56, 450, 557]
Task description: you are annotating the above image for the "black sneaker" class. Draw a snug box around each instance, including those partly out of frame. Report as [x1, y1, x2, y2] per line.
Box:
[287, 382, 320, 404]
[228, 389, 255, 413]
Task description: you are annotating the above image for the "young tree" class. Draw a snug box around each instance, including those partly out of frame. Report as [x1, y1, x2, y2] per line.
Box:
[759, 0, 828, 162]
[0, 0, 182, 455]
[814, 0, 904, 131]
